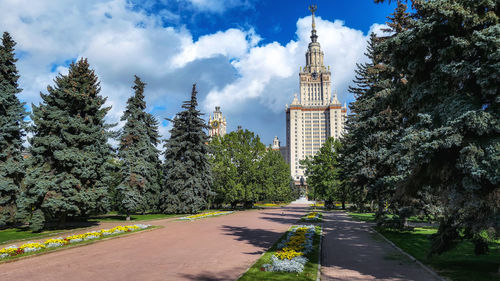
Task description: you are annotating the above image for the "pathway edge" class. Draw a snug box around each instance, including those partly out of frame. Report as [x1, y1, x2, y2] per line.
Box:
[316, 226, 323, 281]
[369, 226, 448, 281]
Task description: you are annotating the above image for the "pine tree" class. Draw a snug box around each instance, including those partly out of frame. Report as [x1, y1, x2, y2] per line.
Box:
[160, 84, 212, 214]
[0, 32, 26, 227]
[117, 76, 161, 220]
[17, 59, 113, 231]
[375, 0, 500, 255]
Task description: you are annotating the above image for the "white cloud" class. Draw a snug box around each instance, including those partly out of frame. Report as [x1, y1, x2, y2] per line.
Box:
[1, 0, 386, 146]
[203, 16, 372, 115]
[172, 28, 260, 68]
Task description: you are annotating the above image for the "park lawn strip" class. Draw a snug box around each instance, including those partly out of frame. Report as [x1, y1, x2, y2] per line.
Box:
[0, 225, 159, 264]
[377, 227, 500, 281]
[348, 212, 433, 223]
[89, 212, 184, 222]
[238, 225, 321, 281]
[0, 228, 70, 245]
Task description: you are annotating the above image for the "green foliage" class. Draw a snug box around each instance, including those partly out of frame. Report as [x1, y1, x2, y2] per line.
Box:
[0, 32, 26, 227]
[345, 0, 500, 255]
[116, 76, 162, 218]
[160, 84, 212, 214]
[301, 137, 345, 208]
[17, 59, 114, 231]
[209, 129, 293, 208]
[378, 227, 500, 281]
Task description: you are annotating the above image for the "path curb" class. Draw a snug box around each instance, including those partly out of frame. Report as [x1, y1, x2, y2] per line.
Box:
[316, 226, 323, 281]
[370, 226, 448, 281]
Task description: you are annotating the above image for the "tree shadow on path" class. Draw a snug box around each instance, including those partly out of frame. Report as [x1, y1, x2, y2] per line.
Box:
[220, 225, 283, 250]
[321, 212, 438, 281]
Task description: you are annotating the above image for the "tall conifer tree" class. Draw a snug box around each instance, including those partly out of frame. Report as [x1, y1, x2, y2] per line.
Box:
[18, 59, 113, 231]
[374, 0, 499, 255]
[117, 76, 161, 220]
[0, 32, 26, 227]
[160, 84, 212, 214]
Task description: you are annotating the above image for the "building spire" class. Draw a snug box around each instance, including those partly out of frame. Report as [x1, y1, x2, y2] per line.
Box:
[309, 4, 318, 43]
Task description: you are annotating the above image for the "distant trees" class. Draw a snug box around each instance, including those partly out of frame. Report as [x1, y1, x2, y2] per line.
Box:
[116, 76, 162, 220]
[159, 84, 213, 214]
[342, 0, 500, 256]
[18, 59, 114, 231]
[0, 32, 26, 227]
[209, 129, 294, 208]
[301, 137, 345, 209]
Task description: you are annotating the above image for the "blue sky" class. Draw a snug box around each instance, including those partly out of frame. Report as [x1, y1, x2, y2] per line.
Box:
[0, 0, 396, 146]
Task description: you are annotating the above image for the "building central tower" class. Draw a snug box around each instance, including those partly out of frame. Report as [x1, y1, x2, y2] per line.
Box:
[286, 5, 347, 183]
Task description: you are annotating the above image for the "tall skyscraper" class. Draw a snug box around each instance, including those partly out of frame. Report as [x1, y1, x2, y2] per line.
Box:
[286, 5, 347, 182]
[208, 106, 227, 138]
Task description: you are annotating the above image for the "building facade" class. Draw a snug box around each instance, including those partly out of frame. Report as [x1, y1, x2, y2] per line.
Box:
[208, 106, 227, 138]
[286, 5, 347, 182]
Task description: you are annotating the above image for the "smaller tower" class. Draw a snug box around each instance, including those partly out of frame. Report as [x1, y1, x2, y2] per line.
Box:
[272, 136, 280, 150]
[208, 106, 227, 138]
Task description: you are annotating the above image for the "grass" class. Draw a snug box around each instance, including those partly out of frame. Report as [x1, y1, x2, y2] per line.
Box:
[348, 212, 433, 223]
[0, 228, 67, 245]
[89, 212, 183, 222]
[377, 227, 500, 281]
[238, 225, 321, 281]
[0, 226, 158, 263]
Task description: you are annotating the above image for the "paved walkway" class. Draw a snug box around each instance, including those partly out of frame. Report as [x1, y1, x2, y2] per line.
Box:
[321, 211, 440, 281]
[0, 205, 309, 281]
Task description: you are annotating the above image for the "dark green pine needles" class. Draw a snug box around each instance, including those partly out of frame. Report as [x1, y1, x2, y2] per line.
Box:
[117, 76, 161, 220]
[160, 84, 212, 214]
[0, 32, 26, 227]
[18, 59, 114, 231]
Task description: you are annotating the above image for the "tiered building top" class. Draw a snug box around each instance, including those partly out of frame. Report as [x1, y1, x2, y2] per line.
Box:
[286, 5, 347, 182]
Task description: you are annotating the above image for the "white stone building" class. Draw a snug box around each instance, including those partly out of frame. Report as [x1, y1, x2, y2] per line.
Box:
[208, 106, 227, 138]
[285, 5, 347, 182]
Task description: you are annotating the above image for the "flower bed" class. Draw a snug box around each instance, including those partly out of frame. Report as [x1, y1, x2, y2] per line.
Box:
[179, 211, 233, 221]
[254, 203, 285, 208]
[301, 211, 322, 222]
[310, 202, 324, 208]
[262, 225, 316, 273]
[0, 224, 151, 260]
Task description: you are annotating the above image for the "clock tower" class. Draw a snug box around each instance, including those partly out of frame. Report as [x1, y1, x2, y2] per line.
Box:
[285, 5, 347, 183]
[299, 4, 331, 106]
[208, 106, 227, 138]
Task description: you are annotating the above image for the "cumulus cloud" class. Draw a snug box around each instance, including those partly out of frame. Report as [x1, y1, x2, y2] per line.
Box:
[203, 16, 373, 114]
[0, 0, 386, 145]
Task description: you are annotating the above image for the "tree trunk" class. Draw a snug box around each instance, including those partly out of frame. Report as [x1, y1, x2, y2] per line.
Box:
[126, 214, 131, 221]
[342, 200, 346, 210]
[58, 213, 67, 229]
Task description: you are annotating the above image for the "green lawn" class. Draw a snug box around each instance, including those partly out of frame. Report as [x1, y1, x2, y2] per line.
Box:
[348, 212, 433, 223]
[238, 226, 321, 281]
[377, 227, 500, 281]
[88, 212, 183, 222]
[0, 226, 158, 263]
[0, 228, 65, 244]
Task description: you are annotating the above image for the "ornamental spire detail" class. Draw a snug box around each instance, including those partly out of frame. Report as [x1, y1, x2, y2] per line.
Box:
[309, 4, 318, 43]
